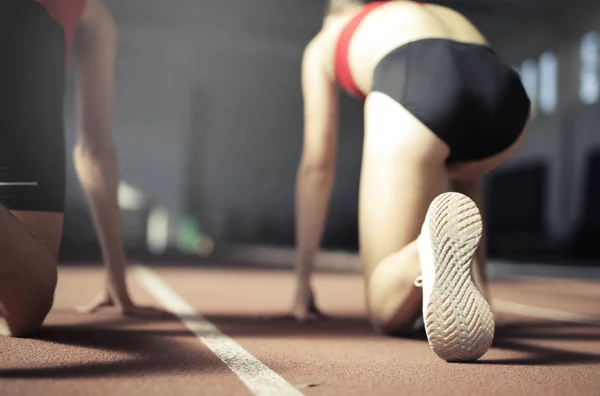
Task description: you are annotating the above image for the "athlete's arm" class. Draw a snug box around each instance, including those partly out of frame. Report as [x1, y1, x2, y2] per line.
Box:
[292, 39, 339, 321]
[72, 0, 163, 317]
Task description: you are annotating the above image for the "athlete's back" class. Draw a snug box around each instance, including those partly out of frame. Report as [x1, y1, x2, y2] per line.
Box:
[314, 1, 488, 93]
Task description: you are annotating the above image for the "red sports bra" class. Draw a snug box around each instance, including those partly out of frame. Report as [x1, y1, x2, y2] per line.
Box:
[35, 0, 87, 68]
[334, 1, 426, 100]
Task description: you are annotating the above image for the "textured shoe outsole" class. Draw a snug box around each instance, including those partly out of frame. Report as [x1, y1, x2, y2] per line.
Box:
[423, 192, 495, 362]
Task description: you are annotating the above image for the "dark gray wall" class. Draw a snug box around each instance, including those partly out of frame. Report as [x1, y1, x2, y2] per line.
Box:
[61, 0, 329, 253]
[60, 0, 600, 261]
[481, 0, 600, 259]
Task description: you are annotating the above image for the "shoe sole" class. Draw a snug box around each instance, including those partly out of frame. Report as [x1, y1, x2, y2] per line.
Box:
[423, 192, 495, 362]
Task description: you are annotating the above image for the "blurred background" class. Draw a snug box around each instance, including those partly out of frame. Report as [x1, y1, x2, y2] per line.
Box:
[59, 0, 600, 267]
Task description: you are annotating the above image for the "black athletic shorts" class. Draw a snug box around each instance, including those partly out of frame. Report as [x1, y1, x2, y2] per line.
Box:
[371, 38, 531, 163]
[0, 0, 67, 212]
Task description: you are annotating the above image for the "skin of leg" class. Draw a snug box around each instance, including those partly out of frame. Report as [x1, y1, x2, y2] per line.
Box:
[361, 93, 530, 336]
[359, 91, 450, 334]
[0, 207, 63, 337]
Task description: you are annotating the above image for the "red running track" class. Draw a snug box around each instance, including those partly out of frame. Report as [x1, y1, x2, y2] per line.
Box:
[1, 263, 600, 395]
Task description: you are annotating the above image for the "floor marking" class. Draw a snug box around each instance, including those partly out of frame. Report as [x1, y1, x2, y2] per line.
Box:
[133, 265, 304, 396]
[493, 300, 600, 326]
[0, 182, 39, 186]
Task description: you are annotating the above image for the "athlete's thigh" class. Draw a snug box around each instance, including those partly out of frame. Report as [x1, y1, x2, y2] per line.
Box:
[10, 211, 64, 260]
[359, 92, 450, 278]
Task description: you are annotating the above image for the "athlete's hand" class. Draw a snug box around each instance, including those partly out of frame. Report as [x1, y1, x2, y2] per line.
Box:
[76, 288, 169, 318]
[291, 284, 327, 322]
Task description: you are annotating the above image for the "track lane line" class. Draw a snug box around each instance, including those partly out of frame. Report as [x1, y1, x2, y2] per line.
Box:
[133, 262, 598, 393]
[133, 265, 304, 396]
[493, 300, 600, 326]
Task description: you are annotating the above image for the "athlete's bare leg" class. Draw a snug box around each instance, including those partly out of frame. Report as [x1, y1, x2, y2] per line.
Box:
[360, 91, 528, 335]
[359, 92, 449, 333]
[0, 205, 62, 337]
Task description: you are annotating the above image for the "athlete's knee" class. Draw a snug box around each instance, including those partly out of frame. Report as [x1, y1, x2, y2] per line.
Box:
[0, 293, 54, 338]
[366, 301, 418, 337]
[0, 258, 57, 338]
[365, 276, 421, 337]
[1, 314, 44, 338]
[366, 304, 396, 335]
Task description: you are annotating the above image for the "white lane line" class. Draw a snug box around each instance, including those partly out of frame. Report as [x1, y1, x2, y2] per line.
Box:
[493, 300, 600, 326]
[133, 265, 304, 396]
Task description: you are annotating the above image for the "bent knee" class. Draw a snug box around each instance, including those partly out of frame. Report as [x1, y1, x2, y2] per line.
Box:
[0, 306, 49, 337]
[0, 283, 55, 338]
[367, 305, 420, 337]
[366, 291, 422, 337]
[364, 248, 423, 336]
